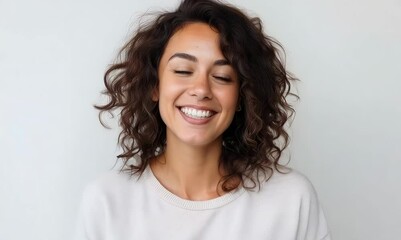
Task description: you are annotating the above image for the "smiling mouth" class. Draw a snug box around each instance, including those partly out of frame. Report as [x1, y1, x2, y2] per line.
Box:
[179, 107, 215, 119]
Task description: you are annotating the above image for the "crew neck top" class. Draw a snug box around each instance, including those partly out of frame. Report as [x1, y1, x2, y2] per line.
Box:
[74, 167, 331, 240]
[146, 167, 246, 210]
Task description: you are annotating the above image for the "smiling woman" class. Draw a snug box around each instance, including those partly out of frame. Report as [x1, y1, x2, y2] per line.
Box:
[156, 22, 239, 151]
[74, 0, 331, 239]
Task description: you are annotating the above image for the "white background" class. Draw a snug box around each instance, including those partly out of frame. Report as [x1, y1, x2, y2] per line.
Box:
[1, 0, 400, 239]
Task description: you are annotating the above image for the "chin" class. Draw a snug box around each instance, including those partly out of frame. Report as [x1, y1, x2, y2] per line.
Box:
[179, 135, 221, 148]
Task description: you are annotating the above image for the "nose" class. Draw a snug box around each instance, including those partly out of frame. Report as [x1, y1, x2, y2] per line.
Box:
[188, 73, 213, 100]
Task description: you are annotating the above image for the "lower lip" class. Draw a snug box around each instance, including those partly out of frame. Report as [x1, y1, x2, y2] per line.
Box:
[178, 108, 214, 125]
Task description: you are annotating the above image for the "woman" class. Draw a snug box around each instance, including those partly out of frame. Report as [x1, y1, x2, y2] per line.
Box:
[75, 0, 331, 239]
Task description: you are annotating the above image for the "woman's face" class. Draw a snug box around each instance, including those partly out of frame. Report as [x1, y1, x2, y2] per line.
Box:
[155, 22, 239, 148]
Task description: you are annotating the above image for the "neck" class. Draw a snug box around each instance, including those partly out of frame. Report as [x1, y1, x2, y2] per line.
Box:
[151, 139, 224, 200]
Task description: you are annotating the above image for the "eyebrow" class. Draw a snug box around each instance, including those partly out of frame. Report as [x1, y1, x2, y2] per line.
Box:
[168, 52, 230, 66]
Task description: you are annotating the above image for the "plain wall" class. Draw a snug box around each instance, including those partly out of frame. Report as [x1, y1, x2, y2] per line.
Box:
[1, 0, 400, 239]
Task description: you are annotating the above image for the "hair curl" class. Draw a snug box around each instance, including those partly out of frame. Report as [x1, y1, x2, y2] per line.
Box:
[95, 0, 298, 192]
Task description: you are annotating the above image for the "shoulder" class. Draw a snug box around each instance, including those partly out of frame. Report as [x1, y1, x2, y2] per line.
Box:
[266, 168, 331, 239]
[81, 170, 142, 204]
[259, 167, 318, 197]
[87, 169, 135, 187]
[75, 171, 142, 239]
[249, 167, 324, 217]
[78, 170, 145, 225]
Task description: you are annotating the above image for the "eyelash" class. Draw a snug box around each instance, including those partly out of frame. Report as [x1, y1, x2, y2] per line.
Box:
[214, 76, 231, 82]
[174, 70, 192, 75]
[173, 70, 231, 82]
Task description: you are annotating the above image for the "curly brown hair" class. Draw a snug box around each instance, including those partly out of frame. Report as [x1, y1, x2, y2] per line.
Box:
[95, 0, 298, 192]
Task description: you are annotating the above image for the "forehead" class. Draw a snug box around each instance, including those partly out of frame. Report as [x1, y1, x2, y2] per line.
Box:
[162, 22, 222, 56]
[171, 22, 219, 39]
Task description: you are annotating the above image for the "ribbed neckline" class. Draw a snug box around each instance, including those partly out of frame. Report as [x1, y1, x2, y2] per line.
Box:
[145, 167, 245, 211]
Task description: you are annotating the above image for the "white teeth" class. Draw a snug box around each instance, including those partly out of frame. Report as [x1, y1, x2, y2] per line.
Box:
[180, 107, 213, 119]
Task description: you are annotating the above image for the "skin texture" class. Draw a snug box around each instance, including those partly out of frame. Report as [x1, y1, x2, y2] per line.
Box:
[151, 22, 239, 200]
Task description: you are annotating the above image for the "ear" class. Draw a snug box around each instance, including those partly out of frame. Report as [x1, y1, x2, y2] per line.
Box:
[151, 87, 159, 101]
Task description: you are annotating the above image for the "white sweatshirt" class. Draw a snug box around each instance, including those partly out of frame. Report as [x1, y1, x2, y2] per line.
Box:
[74, 167, 331, 240]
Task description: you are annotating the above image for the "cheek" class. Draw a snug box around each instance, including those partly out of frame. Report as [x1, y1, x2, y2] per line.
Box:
[157, 97, 172, 129]
[157, 80, 184, 117]
[158, 82, 181, 102]
[217, 88, 239, 111]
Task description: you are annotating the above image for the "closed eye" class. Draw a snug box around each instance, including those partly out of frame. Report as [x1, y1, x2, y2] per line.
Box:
[213, 75, 231, 82]
[174, 70, 192, 75]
